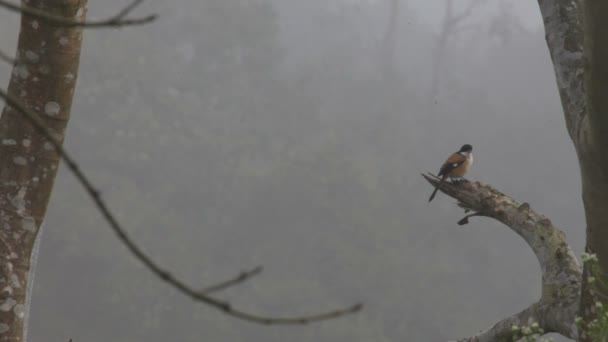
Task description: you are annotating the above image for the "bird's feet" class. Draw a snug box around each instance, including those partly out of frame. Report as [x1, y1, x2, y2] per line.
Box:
[450, 176, 469, 183]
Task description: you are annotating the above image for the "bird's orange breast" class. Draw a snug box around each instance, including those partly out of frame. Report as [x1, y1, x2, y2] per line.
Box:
[448, 156, 472, 177]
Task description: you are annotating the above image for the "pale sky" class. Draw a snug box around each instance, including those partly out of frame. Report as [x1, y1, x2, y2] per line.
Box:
[341, 0, 544, 31]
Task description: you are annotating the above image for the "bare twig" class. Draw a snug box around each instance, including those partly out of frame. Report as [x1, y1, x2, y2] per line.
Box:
[199, 266, 263, 295]
[111, 0, 144, 21]
[456, 212, 484, 226]
[0, 88, 362, 325]
[0, 0, 156, 27]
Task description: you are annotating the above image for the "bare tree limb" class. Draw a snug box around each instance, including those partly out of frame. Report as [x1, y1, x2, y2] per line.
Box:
[452, 304, 543, 342]
[0, 88, 362, 325]
[456, 212, 485, 226]
[422, 174, 581, 340]
[0, 0, 156, 27]
[199, 266, 263, 295]
[0, 0, 360, 328]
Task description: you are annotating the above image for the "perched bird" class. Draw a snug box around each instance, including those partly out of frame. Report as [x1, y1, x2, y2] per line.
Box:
[428, 144, 473, 202]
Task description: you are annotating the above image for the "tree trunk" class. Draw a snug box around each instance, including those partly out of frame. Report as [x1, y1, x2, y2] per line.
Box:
[427, 0, 608, 339]
[579, 1, 608, 338]
[0, 1, 86, 341]
[529, 0, 608, 340]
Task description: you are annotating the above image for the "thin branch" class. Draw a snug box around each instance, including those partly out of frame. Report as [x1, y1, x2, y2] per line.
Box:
[0, 0, 156, 28]
[456, 212, 484, 226]
[199, 266, 263, 295]
[0, 88, 362, 325]
[111, 0, 143, 21]
[423, 173, 581, 339]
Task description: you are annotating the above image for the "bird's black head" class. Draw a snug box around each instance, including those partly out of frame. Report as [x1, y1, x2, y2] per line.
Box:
[459, 144, 473, 153]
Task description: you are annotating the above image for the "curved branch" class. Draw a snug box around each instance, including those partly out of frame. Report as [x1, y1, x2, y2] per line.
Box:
[453, 303, 541, 342]
[0, 88, 362, 325]
[422, 174, 581, 340]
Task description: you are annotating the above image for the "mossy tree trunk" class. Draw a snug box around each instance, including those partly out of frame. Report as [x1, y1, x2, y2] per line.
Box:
[578, 1, 608, 340]
[513, 0, 608, 340]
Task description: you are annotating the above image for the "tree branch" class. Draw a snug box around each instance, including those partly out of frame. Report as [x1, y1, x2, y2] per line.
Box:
[422, 174, 581, 340]
[453, 303, 541, 342]
[199, 266, 263, 295]
[111, 0, 144, 21]
[0, 0, 156, 27]
[0, 88, 362, 325]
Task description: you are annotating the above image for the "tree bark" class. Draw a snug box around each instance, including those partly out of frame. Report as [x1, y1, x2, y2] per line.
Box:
[536, 0, 608, 339]
[423, 175, 581, 341]
[0, 1, 86, 341]
[579, 2, 608, 337]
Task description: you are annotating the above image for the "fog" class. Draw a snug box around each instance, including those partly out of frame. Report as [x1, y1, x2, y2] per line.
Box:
[0, 0, 584, 341]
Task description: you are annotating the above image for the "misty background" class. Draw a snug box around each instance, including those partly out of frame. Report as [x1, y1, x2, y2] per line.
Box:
[0, 0, 583, 341]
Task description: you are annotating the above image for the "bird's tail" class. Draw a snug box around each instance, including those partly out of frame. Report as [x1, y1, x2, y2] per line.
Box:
[428, 175, 447, 202]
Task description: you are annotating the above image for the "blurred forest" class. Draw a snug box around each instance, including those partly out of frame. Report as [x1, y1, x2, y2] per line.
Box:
[0, 0, 584, 341]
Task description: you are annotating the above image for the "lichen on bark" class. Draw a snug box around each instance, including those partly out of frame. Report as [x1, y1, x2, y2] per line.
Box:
[0, 1, 87, 341]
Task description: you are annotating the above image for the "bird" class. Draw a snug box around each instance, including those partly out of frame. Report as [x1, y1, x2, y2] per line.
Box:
[428, 144, 473, 202]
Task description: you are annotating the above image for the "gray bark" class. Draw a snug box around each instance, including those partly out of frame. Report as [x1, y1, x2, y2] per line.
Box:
[538, 0, 608, 339]
[578, 2, 608, 338]
[423, 175, 581, 341]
